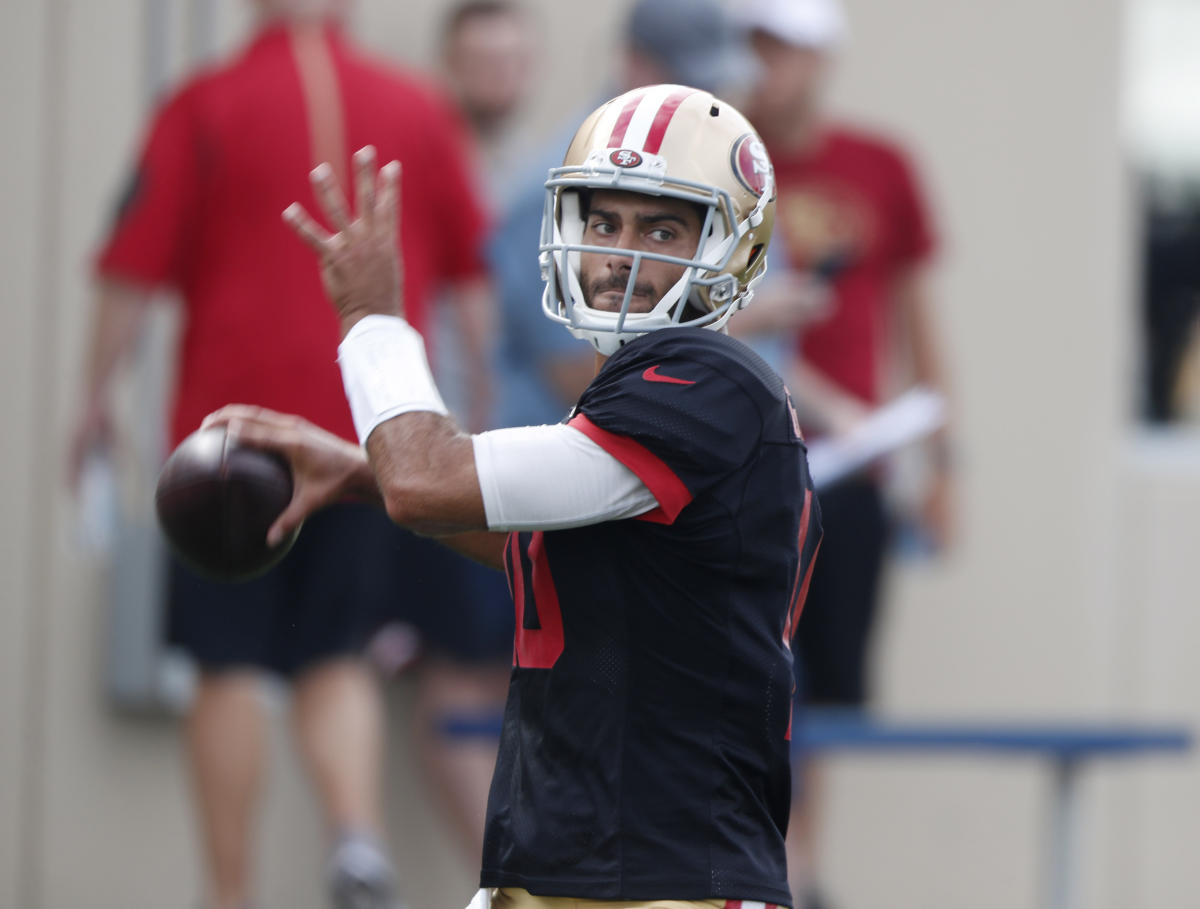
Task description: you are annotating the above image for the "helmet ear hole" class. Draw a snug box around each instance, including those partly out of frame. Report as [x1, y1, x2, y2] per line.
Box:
[747, 244, 764, 267]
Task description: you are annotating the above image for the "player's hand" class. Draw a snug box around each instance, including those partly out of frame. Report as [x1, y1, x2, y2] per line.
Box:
[66, 398, 112, 493]
[201, 404, 378, 546]
[283, 145, 404, 333]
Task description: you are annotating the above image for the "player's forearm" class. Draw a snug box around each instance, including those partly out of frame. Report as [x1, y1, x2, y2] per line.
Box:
[338, 313, 490, 534]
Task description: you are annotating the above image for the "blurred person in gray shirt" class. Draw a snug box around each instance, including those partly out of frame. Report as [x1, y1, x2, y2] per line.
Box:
[488, 0, 760, 430]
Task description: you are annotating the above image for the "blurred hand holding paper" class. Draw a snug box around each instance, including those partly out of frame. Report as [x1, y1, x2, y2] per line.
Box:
[806, 387, 947, 489]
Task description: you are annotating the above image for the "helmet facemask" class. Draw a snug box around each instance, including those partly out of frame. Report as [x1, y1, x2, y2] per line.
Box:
[539, 151, 772, 355]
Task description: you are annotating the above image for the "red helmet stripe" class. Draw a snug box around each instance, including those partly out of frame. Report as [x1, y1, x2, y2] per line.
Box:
[642, 88, 697, 154]
[607, 91, 647, 148]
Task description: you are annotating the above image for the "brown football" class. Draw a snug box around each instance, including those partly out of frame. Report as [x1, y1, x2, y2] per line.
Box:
[155, 426, 298, 581]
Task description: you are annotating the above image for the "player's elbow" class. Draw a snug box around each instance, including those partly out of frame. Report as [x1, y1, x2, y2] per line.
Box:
[379, 476, 462, 536]
[376, 434, 484, 534]
[380, 477, 434, 530]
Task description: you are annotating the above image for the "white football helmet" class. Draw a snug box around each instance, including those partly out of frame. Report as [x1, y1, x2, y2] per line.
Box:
[539, 84, 777, 355]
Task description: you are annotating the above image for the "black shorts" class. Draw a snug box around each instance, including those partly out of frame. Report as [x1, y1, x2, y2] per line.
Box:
[386, 539, 515, 665]
[167, 502, 513, 677]
[794, 478, 890, 706]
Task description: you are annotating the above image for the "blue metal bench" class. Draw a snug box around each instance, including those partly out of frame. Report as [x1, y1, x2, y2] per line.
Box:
[793, 712, 1191, 909]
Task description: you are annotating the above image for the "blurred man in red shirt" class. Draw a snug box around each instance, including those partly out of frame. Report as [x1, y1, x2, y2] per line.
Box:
[736, 1, 956, 907]
[70, 2, 490, 907]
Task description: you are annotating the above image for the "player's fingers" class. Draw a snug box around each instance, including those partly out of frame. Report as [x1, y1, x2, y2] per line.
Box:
[377, 160, 401, 240]
[283, 203, 333, 255]
[353, 146, 377, 224]
[267, 506, 306, 548]
[310, 161, 352, 232]
[201, 404, 251, 431]
[223, 416, 292, 459]
[203, 403, 284, 432]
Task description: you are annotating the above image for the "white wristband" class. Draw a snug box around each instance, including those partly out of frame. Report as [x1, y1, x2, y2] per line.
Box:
[338, 314, 448, 447]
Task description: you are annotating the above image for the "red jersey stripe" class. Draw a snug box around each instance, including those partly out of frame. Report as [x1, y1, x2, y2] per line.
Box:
[783, 488, 813, 644]
[607, 91, 647, 148]
[503, 533, 519, 664]
[502, 532, 515, 588]
[567, 413, 693, 523]
[508, 533, 526, 641]
[633, 506, 672, 525]
[791, 539, 821, 631]
[642, 89, 696, 154]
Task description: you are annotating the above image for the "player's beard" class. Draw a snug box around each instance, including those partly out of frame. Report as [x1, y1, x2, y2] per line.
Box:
[584, 274, 659, 313]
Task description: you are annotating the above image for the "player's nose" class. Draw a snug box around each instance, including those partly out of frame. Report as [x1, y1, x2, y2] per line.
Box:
[603, 244, 635, 274]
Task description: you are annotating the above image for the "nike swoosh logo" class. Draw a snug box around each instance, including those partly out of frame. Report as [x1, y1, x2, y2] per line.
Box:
[642, 365, 696, 386]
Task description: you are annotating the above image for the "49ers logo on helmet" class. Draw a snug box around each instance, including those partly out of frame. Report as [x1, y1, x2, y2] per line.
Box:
[609, 148, 643, 168]
[731, 134, 771, 196]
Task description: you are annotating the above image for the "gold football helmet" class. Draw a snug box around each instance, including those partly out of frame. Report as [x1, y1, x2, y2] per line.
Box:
[540, 84, 776, 355]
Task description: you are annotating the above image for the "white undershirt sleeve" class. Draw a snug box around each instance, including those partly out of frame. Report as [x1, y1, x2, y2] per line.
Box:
[472, 423, 659, 531]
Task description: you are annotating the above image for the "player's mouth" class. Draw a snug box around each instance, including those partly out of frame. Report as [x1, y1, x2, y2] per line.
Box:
[588, 277, 657, 312]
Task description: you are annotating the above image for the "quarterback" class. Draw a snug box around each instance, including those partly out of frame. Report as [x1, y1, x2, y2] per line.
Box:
[206, 85, 823, 909]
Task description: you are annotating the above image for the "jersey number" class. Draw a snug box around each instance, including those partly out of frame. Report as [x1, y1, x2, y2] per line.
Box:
[505, 531, 565, 669]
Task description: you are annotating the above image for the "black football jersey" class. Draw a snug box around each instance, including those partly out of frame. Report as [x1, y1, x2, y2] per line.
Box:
[480, 328, 822, 906]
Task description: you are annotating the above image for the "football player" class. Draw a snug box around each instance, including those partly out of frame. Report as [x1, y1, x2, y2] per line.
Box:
[207, 85, 822, 909]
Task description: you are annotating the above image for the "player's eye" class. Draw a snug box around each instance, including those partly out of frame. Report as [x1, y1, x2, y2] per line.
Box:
[587, 219, 616, 236]
[648, 227, 675, 242]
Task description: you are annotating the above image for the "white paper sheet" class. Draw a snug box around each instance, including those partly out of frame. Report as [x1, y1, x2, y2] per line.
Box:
[805, 387, 947, 488]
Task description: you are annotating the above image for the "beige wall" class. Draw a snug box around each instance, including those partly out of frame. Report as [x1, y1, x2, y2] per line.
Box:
[0, 6, 50, 908]
[1, 1, 1196, 908]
